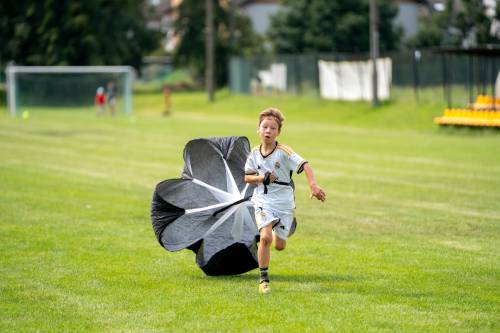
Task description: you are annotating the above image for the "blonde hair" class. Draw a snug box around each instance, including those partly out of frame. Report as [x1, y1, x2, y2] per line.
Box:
[259, 107, 285, 130]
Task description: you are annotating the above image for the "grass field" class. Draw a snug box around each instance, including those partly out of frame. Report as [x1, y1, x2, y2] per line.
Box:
[1, 90, 499, 332]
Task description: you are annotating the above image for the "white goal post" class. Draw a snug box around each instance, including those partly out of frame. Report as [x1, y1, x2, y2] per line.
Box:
[6, 64, 134, 116]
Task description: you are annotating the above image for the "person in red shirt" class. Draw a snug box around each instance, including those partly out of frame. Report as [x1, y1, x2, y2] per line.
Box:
[95, 87, 106, 116]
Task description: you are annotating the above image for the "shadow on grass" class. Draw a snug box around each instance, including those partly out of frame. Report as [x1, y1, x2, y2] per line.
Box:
[273, 273, 362, 284]
[196, 273, 441, 299]
[202, 273, 364, 294]
[437, 125, 500, 136]
[205, 273, 362, 284]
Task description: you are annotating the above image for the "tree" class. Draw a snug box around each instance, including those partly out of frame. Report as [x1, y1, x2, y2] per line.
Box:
[268, 0, 400, 53]
[453, 0, 500, 46]
[172, 0, 263, 86]
[407, 0, 500, 48]
[0, 0, 160, 69]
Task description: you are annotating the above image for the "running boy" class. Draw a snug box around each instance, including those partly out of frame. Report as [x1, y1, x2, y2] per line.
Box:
[244, 107, 326, 294]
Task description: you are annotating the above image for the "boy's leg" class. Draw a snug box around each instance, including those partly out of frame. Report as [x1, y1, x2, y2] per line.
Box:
[258, 224, 273, 294]
[258, 224, 273, 271]
[255, 208, 281, 293]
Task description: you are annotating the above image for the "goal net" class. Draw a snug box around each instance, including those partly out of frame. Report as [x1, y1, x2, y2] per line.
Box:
[6, 65, 134, 116]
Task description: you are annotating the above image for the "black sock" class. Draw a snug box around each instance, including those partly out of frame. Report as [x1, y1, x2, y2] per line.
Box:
[259, 267, 269, 283]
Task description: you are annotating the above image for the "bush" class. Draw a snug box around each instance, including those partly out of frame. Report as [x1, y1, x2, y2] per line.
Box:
[134, 69, 200, 94]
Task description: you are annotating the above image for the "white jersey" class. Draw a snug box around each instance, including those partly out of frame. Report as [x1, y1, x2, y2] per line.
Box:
[245, 143, 307, 211]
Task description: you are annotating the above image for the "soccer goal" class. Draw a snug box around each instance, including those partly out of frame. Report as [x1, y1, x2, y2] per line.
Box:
[5, 64, 134, 116]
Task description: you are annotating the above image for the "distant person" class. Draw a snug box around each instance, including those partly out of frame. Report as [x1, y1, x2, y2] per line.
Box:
[95, 86, 106, 116]
[163, 84, 172, 116]
[106, 81, 116, 116]
[244, 107, 326, 294]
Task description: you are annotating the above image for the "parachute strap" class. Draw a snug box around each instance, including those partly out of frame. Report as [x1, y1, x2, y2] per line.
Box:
[264, 181, 292, 194]
[263, 172, 271, 194]
[262, 171, 292, 194]
[213, 196, 251, 217]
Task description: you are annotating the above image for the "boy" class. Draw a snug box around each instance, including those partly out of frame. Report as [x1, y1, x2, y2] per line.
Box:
[244, 107, 326, 294]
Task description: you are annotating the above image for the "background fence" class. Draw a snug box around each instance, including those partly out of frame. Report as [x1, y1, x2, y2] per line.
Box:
[229, 48, 500, 108]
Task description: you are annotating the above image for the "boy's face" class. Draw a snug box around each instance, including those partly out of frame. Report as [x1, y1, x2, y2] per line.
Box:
[258, 116, 280, 145]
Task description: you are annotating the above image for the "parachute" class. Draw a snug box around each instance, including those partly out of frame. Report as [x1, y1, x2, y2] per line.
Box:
[151, 136, 259, 275]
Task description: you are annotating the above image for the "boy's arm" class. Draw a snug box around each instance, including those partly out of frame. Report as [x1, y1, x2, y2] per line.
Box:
[244, 172, 277, 184]
[302, 163, 326, 202]
[244, 174, 263, 184]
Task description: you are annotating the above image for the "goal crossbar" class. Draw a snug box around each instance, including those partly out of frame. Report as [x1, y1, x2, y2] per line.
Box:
[7, 66, 133, 74]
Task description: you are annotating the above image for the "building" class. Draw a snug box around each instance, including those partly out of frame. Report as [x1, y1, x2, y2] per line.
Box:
[393, 1, 429, 39]
[239, 0, 283, 35]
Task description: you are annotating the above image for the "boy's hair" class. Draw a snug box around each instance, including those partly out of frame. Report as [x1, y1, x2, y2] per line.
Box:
[259, 107, 285, 130]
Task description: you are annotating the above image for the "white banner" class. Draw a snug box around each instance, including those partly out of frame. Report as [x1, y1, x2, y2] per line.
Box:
[319, 58, 392, 101]
[257, 63, 287, 92]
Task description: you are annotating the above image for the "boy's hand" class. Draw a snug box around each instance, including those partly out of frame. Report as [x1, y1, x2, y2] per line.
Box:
[310, 184, 326, 202]
[269, 171, 278, 183]
[262, 171, 278, 185]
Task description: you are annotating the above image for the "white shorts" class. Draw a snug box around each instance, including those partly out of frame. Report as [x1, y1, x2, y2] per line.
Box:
[254, 207, 296, 241]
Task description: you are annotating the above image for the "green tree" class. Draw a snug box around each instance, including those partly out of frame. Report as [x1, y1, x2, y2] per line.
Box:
[453, 0, 500, 45]
[0, 0, 160, 69]
[407, 0, 500, 48]
[172, 0, 263, 86]
[268, 0, 400, 53]
[406, 6, 450, 48]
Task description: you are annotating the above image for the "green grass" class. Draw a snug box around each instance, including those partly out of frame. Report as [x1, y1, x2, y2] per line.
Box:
[1, 90, 499, 332]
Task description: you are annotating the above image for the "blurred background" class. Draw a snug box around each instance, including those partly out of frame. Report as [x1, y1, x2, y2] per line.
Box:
[1, 0, 499, 110]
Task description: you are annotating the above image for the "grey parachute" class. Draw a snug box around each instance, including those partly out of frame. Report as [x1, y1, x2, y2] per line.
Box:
[151, 136, 259, 275]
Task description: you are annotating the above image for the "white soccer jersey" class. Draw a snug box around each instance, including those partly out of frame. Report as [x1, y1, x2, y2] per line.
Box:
[245, 143, 307, 211]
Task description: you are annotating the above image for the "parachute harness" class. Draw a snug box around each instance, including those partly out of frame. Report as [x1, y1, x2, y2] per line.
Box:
[262, 171, 292, 194]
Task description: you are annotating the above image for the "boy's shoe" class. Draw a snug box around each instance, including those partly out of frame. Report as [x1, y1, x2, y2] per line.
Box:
[259, 281, 271, 294]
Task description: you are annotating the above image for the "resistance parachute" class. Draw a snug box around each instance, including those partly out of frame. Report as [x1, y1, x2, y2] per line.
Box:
[151, 137, 259, 275]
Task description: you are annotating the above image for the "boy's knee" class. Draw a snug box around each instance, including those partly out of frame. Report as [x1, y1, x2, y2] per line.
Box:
[274, 238, 286, 251]
[260, 235, 272, 247]
[275, 244, 286, 251]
